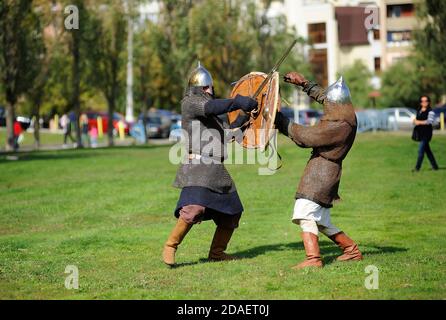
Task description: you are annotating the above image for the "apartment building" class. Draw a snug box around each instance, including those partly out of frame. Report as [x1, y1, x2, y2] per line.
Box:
[270, 0, 418, 92]
[379, 0, 417, 69]
[138, 0, 418, 107]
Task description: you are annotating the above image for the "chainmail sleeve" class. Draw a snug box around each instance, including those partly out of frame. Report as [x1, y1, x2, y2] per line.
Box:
[302, 81, 326, 105]
[288, 121, 351, 148]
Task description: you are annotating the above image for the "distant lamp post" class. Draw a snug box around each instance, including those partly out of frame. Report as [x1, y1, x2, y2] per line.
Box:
[125, 0, 135, 123]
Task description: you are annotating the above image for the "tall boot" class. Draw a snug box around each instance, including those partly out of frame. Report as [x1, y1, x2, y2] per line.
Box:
[208, 226, 238, 261]
[292, 232, 323, 270]
[329, 231, 363, 262]
[162, 217, 193, 266]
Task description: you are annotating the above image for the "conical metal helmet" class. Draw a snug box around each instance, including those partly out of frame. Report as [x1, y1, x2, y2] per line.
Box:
[188, 61, 213, 89]
[326, 76, 351, 104]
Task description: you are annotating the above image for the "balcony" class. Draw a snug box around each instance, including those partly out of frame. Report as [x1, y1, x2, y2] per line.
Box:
[386, 16, 417, 31]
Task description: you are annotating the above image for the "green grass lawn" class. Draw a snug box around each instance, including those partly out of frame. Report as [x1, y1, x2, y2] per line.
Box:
[0, 128, 65, 148]
[0, 128, 114, 151]
[0, 132, 445, 299]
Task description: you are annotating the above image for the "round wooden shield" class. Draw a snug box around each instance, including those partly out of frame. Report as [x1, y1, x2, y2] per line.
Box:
[227, 72, 281, 149]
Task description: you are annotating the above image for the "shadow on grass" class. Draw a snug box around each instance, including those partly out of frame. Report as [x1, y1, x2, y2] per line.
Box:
[0, 152, 96, 163]
[173, 241, 408, 269]
[321, 243, 409, 264]
[0, 144, 172, 163]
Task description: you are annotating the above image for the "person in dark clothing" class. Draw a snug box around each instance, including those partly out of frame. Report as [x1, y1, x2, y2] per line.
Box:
[162, 62, 258, 267]
[412, 95, 439, 172]
[60, 113, 75, 146]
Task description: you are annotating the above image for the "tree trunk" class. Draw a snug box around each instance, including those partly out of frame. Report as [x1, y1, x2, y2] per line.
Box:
[33, 105, 41, 149]
[5, 102, 16, 152]
[139, 63, 150, 144]
[125, 0, 135, 123]
[71, 30, 83, 148]
[107, 97, 115, 147]
[142, 98, 148, 144]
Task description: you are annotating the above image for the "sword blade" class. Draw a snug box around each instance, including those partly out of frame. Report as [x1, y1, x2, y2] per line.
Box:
[252, 39, 298, 99]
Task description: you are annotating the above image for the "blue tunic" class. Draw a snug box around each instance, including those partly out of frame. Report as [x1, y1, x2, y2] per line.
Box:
[174, 186, 244, 217]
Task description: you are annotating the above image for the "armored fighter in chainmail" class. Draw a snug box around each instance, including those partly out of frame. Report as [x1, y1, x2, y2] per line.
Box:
[162, 63, 258, 267]
[275, 72, 363, 269]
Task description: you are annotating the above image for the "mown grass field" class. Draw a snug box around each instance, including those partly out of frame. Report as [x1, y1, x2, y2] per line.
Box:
[0, 128, 111, 151]
[0, 132, 445, 299]
[0, 128, 64, 148]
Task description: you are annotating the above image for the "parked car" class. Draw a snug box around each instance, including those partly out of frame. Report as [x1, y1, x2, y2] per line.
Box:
[355, 109, 390, 132]
[382, 108, 416, 130]
[298, 109, 323, 125]
[280, 106, 295, 120]
[280, 107, 322, 126]
[0, 108, 31, 130]
[141, 112, 172, 138]
[157, 109, 177, 119]
[432, 105, 446, 129]
[169, 116, 182, 141]
[83, 111, 129, 135]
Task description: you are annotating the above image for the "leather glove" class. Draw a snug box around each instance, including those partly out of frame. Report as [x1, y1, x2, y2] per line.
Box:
[233, 94, 258, 112]
[283, 72, 308, 87]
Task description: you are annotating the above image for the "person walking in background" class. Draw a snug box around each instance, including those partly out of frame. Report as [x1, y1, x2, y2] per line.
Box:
[80, 114, 90, 147]
[412, 95, 439, 172]
[13, 120, 24, 150]
[89, 126, 98, 148]
[60, 113, 75, 148]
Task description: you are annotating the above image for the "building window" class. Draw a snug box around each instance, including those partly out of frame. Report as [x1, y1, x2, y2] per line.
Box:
[309, 49, 328, 87]
[308, 23, 326, 44]
[373, 29, 380, 40]
[374, 57, 381, 73]
[387, 4, 415, 18]
[387, 30, 412, 42]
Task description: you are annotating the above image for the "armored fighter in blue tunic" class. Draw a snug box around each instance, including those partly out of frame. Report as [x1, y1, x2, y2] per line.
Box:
[162, 62, 258, 267]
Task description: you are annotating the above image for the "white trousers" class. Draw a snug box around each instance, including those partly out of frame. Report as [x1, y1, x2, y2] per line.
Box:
[292, 198, 340, 237]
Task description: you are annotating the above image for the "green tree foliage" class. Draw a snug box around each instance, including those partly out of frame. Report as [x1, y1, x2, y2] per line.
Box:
[378, 0, 446, 109]
[414, 0, 446, 93]
[380, 58, 421, 109]
[0, 0, 45, 151]
[87, 1, 127, 146]
[245, 0, 309, 99]
[2, 0, 308, 142]
[408, 0, 446, 105]
[142, 0, 307, 110]
[337, 60, 374, 108]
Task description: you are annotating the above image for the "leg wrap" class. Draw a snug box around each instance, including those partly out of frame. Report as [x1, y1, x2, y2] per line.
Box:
[299, 219, 319, 236]
[318, 223, 341, 237]
[179, 205, 206, 225]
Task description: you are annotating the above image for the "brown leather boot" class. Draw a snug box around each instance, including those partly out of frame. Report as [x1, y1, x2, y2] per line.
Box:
[329, 232, 363, 262]
[208, 226, 239, 261]
[162, 217, 193, 266]
[292, 232, 323, 270]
